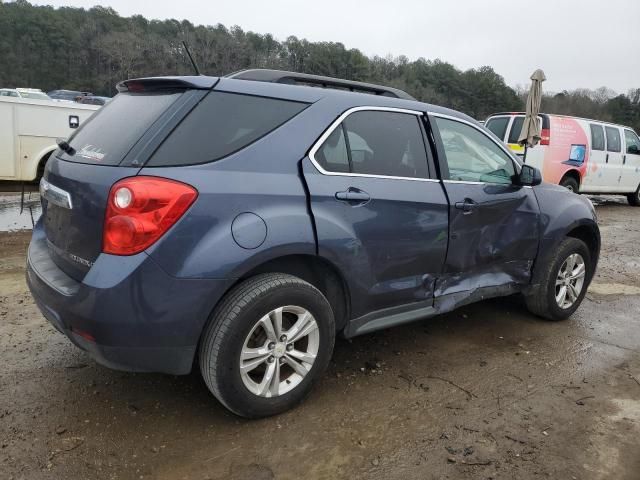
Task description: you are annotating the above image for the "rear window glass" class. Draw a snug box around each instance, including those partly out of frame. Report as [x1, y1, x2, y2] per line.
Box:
[590, 124, 605, 151]
[485, 117, 510, 140]
[605, 126, 621, 152]
[62, 92, 181, 165]
[148, 92, 309, 167]
[507, 116, 525, 144]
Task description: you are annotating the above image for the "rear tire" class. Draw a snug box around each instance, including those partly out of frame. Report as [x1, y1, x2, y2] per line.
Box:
[199, 273, 335, 418]
[560, 176, 579, 193]
[627, 186, 640, 206]
[525, 238, 592, 321]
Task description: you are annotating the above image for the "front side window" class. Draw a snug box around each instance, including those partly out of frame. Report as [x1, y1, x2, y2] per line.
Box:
[485, 116, 510, 141]
[315, 110, 429, 178]
[435, 117, 516, 184]
[590, 124, 605, 151]
[624, 129, 640, 154]
[605, 126, 621, 152]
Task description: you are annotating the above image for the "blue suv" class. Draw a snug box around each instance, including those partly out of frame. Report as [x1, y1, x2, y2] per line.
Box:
[27, 70, 600, 417]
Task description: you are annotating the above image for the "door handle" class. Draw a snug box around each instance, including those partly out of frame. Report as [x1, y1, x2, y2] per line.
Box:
[454, 199, 477, 213]
[606, 153, 609, 163]
[623, 155, 627, 165]
[335, 188, 370, 204]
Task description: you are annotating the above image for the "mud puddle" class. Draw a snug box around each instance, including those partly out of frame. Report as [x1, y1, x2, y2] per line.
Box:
[0, 193, 41, 231]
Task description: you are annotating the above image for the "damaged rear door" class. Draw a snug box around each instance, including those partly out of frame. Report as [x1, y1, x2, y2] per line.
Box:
[429, 114, 540, 309]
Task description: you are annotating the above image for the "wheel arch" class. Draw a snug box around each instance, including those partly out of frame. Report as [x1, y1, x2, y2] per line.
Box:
[566, 223, 600, 280]
[559, 169, 581, 190]
[35, 149, 55, 182]
[224, 254, 351, 333]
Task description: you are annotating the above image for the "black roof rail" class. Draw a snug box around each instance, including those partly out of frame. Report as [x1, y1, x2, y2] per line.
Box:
[226, 69, 416, 101]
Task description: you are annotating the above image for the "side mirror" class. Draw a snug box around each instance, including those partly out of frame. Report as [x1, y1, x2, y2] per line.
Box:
[518, 164, 542, 186]
[628, 144, 640, 155]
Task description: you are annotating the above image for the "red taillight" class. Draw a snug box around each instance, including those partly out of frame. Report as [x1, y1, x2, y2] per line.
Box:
[540, 128, 551, 146]
[103, 176, 198, 255]
[71, 327, 95, 342]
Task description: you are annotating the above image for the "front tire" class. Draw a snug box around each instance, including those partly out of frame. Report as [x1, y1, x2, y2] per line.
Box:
[627, 186, 640, 206]
[560, 176, 579, 193]
[525, 238, 592, 321]
[199, 273, 335, 418]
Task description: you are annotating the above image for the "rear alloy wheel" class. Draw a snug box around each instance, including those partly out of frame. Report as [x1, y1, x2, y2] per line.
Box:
[199, 273, 335, 418]
[240, 305, 320, 397]
[560, 176, 579, 193]
[525, 237, 592, 320]
[627, 186, 640, 206]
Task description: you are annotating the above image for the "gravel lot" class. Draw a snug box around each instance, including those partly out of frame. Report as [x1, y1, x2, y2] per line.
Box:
[1, 192, 639, 480]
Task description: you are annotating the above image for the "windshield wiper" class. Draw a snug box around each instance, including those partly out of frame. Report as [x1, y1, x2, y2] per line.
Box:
[56, 138, 75, 156]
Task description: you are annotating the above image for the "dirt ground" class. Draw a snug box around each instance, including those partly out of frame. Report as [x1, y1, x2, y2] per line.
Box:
[1, 194, 639, 480]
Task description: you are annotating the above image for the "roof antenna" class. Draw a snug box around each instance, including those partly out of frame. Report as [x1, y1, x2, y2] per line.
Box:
[182, 41, 201, 76]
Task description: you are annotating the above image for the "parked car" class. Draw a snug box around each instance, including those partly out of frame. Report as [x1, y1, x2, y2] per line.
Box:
[76, 95, 110, 106]
[27, 70, 600, 418]
[0, 88, 51, 101]
[485, 112, 640, 205]
[48, 89, 92, 102]
[0, 95, 99, 181]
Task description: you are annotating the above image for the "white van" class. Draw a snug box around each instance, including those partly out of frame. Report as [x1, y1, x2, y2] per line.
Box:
[485, 112, 640, 205]
[0, 95, 99, 181]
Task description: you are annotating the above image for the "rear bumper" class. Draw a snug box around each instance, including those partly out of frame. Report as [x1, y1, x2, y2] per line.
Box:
[27, 221, 232, 374]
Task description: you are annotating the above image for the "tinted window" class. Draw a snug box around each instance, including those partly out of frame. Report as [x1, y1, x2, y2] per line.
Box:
[485, 117, 510, 140]
[61, 92, 181, 165]
[339, 111, 428, 178]
[435, 117, 516, 184]
[316, 126, 350, 173]
[590, 124, 605, 151]
[507, 116, 525, 144]
[605, 126, 621, 152]
[150, 92, 308, 167]
[625, 130, 640, 154]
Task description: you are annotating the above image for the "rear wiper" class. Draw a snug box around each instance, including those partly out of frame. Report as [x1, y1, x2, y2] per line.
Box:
[56, 138, 75, 156]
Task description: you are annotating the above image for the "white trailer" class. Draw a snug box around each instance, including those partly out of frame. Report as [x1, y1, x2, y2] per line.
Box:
[0, 96, 99, 181]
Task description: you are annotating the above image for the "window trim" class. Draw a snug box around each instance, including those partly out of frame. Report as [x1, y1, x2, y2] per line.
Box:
[308, 106, 439, 182]
[430, 112, 522, 185]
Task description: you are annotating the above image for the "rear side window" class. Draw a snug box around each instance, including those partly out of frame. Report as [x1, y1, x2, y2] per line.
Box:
[590, 124, 605, 151]
[507, 116, 525, 144]
[62, 92, 181, 165]
[485, 117, 510, 140]
[315, 110, 429, 178]
[624, 129, 640, 154]
[316, 126, 350, 173]
[605, 126, 621, 152]
[149, 92, 308, 166]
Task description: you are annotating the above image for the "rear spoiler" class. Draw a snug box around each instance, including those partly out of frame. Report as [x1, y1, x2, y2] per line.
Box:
[116, 76, 219, 93]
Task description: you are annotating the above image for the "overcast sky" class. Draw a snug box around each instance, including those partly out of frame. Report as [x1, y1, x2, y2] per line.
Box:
[30, 0, 640, 93]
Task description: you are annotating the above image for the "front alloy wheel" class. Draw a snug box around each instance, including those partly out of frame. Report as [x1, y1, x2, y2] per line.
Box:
[524, 237, 593, 321]
[555, 253, 586, 309]
[240, 306, 319, 397]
